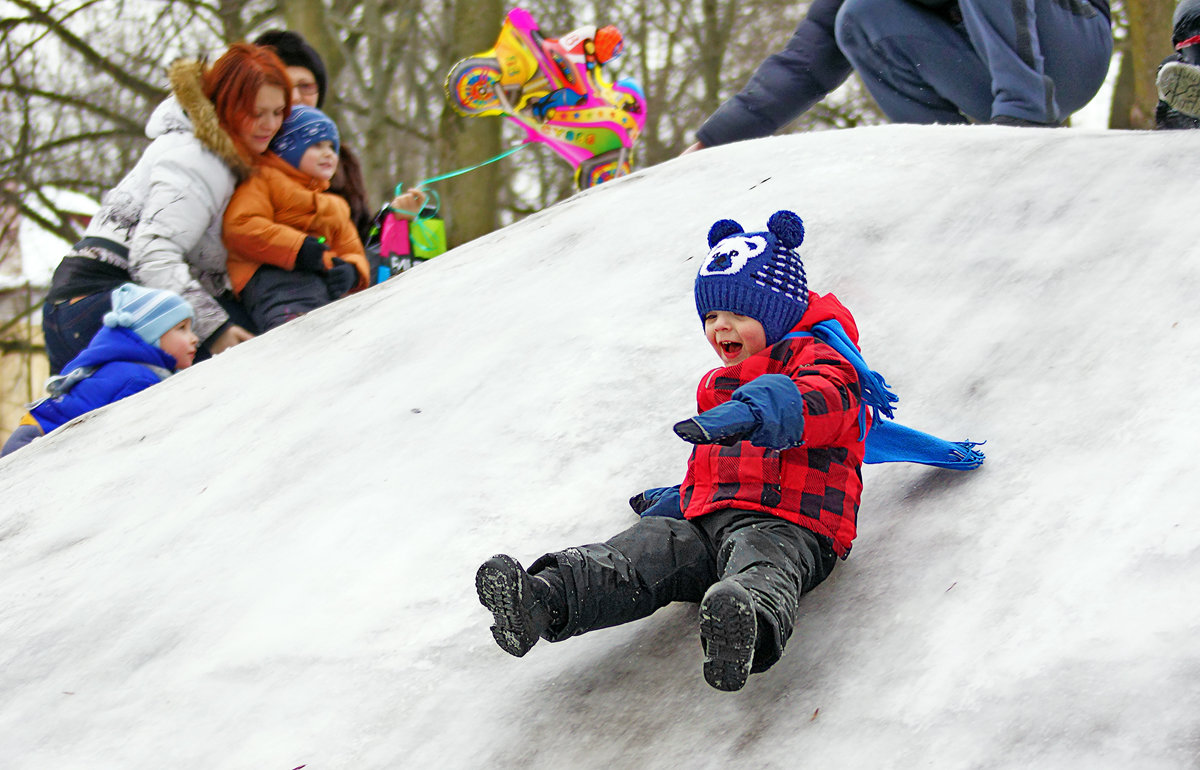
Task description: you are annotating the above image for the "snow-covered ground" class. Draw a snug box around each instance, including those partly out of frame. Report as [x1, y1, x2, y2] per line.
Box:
[2, 124, 1200, 769]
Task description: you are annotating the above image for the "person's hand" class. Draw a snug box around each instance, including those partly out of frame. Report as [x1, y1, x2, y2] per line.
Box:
[681, 141, 706, 156]
[390, 188, 428, 219]
[324, 258, 358, 298]
[294, 236, 329, 272]
[208, 324, 255, 355]
[673, 400, 759, 445]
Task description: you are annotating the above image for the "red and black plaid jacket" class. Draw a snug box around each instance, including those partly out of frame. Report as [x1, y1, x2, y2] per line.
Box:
[680, 292, 866, 557]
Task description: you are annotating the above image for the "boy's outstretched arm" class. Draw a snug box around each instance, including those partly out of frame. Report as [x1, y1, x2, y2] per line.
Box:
[673, 374, 804, 448]
[674, 365, 860, 450]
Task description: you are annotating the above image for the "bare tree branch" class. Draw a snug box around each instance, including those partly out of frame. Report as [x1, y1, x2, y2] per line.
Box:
[0, 83, 143, 132]
[8, 0, 167, 100]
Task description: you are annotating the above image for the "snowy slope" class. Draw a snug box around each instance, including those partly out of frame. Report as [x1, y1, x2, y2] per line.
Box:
[2, 125, 1200, 769]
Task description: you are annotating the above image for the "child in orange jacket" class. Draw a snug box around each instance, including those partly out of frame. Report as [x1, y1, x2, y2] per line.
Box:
[223, 105, 370, 331]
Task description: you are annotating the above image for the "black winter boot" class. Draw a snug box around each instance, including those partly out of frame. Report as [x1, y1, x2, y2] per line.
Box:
[699, 580, 758, 692]
[1158, 60, 1200, 118]
[475, 554, 555, 657]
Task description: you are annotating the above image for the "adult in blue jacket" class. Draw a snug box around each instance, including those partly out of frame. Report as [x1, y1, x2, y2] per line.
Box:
[690, 0, 1112, 149]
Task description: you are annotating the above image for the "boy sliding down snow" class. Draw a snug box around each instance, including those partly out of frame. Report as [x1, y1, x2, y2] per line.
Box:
[479, 211, 895, 692]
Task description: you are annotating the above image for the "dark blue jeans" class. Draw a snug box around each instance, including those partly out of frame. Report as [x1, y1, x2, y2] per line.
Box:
[836, 0, 1112, 124]
[42, 292, 112, 375]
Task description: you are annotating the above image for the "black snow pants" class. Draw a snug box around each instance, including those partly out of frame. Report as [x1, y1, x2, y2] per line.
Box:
[529, 508, 838, 672]
[241, 266, 334, 332]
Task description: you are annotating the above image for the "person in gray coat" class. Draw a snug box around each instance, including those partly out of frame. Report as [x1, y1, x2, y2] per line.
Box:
[688, 0, 1112, 151]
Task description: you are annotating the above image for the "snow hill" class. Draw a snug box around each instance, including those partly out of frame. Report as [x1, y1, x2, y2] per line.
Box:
[2, 125, 1199, 769]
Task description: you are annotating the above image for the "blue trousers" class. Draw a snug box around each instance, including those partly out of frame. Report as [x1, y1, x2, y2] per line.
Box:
[1, 423, 43, 458]
[42, 293, 112, 375]
[836, 0, 1112, 124]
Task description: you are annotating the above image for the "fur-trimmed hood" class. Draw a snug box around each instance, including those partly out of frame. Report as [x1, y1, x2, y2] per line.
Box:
[144, 59, 253, 183]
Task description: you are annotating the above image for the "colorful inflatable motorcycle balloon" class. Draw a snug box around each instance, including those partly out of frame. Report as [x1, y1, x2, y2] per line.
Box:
[445, 8, 647, 190]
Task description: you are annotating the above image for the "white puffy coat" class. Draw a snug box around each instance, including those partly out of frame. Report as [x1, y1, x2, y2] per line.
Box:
[83, 60, 252, 342]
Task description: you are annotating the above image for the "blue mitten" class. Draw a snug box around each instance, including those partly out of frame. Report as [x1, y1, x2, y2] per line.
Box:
[629, 486, 684, 519]
[673, 400, 759, 445]
[674, 374, 806, 449]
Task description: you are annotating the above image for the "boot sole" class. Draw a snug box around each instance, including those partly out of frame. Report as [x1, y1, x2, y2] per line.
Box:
[1158, 61, 1200, 118]
[699, 583, 757, 692]
[475, 555, 539, 658]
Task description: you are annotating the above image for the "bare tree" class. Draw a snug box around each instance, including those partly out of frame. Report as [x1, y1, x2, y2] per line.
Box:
[1110, 0, 1174, 129]
[0, 0, 892, 269]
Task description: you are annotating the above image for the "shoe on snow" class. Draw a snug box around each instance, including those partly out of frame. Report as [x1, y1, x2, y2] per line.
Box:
[699, 581, 758, 692]
[1158, 61, 1200, 117]
[476, 554, 547, 657]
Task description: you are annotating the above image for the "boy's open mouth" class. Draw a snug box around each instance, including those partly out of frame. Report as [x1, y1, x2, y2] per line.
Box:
[720, 340, 742, 357]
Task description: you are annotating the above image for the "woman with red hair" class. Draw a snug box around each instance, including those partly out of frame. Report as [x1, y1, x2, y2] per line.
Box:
[42, 43, 291, 373]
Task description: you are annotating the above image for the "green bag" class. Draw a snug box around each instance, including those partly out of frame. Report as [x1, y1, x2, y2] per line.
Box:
[410, 217, 447, 260]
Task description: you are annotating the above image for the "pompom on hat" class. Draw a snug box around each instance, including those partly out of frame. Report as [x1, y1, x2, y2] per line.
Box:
[269, 105, 340, 170]
[694, 210, 809, 346]
[103, 283, 194, 346]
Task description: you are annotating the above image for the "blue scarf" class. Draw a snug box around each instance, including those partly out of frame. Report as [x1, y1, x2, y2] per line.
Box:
[785, 322, 984, 470]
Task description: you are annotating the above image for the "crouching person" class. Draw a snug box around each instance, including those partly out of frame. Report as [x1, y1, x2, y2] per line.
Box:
[477, 211, 865, 692]
[2, 283, 197, 457]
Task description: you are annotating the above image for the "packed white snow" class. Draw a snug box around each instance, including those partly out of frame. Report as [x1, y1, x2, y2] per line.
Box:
[2, 124, 1200, 769]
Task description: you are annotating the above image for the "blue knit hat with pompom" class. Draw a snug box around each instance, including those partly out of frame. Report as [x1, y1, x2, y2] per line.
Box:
[694, 210, 809, 346]
[103, 283, 193, 346]
[270, 105, 340, 169]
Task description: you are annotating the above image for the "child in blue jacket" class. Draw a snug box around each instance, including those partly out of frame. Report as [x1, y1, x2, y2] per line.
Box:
[2, 283, 197, 457]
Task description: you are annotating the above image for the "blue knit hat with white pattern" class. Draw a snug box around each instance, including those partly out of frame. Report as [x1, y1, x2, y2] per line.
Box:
[694, 210, 809, 346]
[269, 105, 340, 169]
[103, 283, 193, 346]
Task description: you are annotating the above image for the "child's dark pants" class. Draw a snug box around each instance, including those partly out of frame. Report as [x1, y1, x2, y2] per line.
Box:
[241, 266, 335, 332]
[529, 508, 837, 672]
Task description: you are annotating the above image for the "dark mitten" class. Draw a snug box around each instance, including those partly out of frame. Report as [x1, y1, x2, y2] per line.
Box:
[629, 486, 683, 518]
[294, 236, 328, 272]
[673, 400, 759, 445]
[324, 258, 358, 298]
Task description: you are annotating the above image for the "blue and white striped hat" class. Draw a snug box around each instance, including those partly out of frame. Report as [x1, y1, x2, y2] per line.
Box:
[103, 283, 193, 346]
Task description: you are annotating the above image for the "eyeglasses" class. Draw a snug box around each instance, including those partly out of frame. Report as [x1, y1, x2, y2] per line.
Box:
[294, 82, 320, 96]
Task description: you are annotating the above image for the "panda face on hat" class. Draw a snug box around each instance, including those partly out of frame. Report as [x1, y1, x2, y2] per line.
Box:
[694, 210, 810, 347]
[700, 233, 768, 277]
